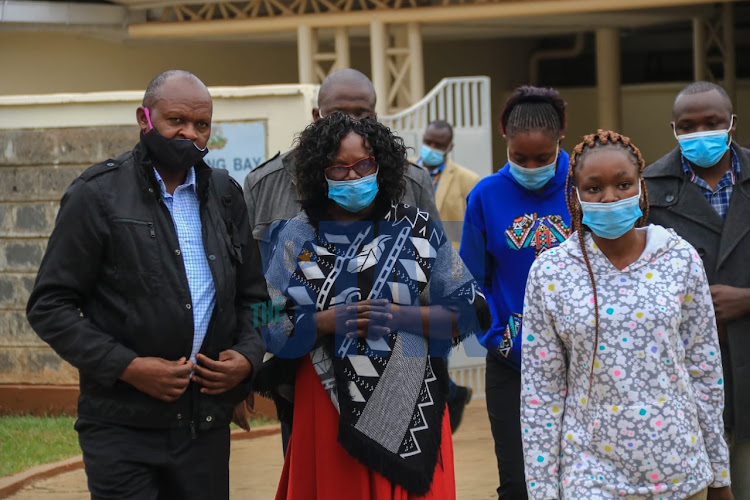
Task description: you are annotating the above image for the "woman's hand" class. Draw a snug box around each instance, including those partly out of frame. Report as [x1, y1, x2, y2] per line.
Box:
[316, 299, 393, 340]
[343, 299, 393, 340]
[316, 300, 458, 341]
[344, 302, 457, 341]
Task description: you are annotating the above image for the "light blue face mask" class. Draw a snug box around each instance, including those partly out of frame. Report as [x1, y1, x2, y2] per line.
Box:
[327, 169, 379, 213]
[508, 147, 558, 191]
[674, 117, 734, 168]
[576, 185, 643, 240]
[420, 144, 446, 168]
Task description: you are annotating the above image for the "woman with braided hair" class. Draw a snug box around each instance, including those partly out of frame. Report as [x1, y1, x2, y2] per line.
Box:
[520, 130, 732, 500]
[460, 85, 571, 499]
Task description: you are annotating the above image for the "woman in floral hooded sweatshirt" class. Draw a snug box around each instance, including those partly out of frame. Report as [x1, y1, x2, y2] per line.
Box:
[521, 130, 732, 500]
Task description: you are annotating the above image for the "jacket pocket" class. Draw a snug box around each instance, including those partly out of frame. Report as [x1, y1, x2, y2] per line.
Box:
[589, 399, 706, 486]
[110, 217, 161, 294]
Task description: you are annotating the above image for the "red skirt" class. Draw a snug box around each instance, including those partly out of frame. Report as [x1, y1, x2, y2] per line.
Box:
[275, 356, 456, 500]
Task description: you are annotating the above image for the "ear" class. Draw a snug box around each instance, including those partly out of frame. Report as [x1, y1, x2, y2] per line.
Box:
[136, 107, 150, 135]
[447, 143, 454, 154]
[312, 107, 321, 122]
[558, 134, 565, 145]
[730, 114, 738, 134]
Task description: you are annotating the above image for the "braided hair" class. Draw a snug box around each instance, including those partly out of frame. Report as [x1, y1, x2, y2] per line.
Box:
[500, 86, 567, 138]
[565, 130, 649, 400]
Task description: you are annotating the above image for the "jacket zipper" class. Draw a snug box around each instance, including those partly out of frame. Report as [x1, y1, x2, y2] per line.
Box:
[112, 218, 155, 238]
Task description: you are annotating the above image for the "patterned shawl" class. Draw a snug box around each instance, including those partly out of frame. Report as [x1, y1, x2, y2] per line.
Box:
[263, 203, 489, 494]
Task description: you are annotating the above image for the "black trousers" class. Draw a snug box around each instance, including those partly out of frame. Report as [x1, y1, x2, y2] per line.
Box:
[486, 354, 528, 500]
[75, 419, 230, 500]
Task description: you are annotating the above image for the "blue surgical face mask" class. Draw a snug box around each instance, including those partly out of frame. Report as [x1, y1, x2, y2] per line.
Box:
[508, 147, 558, 191]
[674, 117, 734, 168]
[420, 144, 446, 168]
[576, 185, 643, 240]
[327, 169, 379, 213]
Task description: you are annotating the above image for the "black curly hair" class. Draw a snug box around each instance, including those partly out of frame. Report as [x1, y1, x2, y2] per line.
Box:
[293, 113, 406, 225]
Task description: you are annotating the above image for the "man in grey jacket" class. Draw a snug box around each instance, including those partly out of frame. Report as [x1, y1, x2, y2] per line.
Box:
[645, 81, 750, 500]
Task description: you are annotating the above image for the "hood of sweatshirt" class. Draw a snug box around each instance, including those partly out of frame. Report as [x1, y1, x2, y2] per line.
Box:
[557, 224, 682, 275]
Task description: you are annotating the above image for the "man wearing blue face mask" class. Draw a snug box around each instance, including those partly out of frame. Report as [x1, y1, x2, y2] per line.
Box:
[414, 120, 480, 433]
[414, 120, 480, 248]
[645, 81, 750, 500]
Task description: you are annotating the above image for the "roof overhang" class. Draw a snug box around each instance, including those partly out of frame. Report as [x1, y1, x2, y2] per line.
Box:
[126, 0, 736, 38]
[0, 0, 739, 44]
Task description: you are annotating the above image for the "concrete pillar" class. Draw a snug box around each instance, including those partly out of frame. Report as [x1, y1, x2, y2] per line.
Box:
[595, 28, 621, 132]
[297, 25, 315, 84]
[692, 17, 707, 81]
[408, 22, 425, 104]
[334, 27, 350, 71]
[722, 2, 736, 105]
[370, 20, 388, 115]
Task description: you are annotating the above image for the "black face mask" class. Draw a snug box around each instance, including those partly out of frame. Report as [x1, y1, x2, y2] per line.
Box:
[140, 126, 209, 174]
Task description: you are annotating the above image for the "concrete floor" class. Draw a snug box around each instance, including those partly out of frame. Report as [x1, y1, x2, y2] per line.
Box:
[6, 399, 498, 499]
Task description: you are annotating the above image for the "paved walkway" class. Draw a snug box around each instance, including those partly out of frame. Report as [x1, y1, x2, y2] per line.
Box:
[6, 399, 498, 499]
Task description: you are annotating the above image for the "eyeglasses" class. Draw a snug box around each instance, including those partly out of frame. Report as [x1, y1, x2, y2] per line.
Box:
[325, 156, 378, 181]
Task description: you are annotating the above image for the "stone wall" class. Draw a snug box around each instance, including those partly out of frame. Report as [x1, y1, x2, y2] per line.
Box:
[0, 126, 138, 385]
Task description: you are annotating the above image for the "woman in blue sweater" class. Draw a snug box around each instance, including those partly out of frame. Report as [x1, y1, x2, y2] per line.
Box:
[460, 86, 571, 499]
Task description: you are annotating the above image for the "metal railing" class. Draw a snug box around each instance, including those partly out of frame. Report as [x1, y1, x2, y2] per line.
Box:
[380, 75, 493, 178]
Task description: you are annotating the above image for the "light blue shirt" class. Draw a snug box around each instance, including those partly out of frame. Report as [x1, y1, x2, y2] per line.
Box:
[154, 167, 216, 361]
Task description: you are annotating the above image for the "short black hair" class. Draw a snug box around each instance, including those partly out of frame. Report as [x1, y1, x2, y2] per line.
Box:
[674, 81, 733, 115]
[500, 85, 566, 139]
[427, 119, 453, 140]
[143, 69, 203, 109]
[293, 113, 406, 225]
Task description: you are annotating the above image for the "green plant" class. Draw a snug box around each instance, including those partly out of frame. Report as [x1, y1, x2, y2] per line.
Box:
[0, 415, 80, 477]
[0, 414, 278, 477]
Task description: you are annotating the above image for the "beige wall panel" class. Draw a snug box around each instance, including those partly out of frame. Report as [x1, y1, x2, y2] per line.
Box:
[0, 32, 299, 95]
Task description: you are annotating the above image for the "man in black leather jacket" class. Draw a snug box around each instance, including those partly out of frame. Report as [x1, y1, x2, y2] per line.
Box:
[26, 70, 269, 500]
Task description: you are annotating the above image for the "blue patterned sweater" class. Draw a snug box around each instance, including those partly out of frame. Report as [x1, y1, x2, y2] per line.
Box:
[459, 150, 571, 371]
